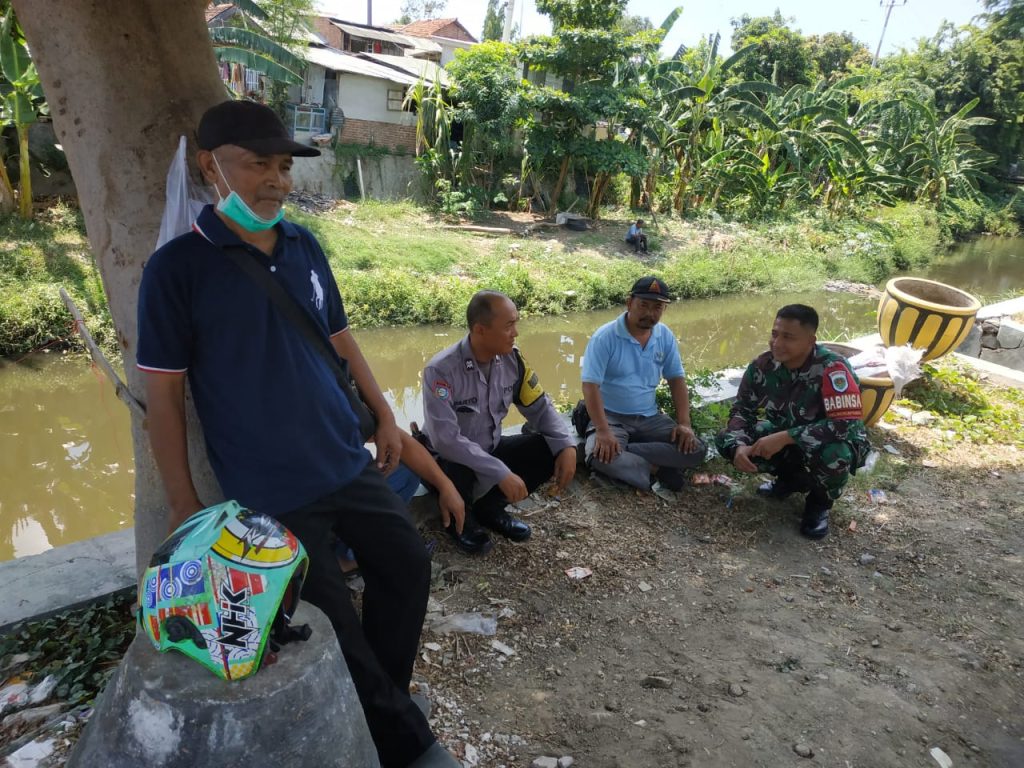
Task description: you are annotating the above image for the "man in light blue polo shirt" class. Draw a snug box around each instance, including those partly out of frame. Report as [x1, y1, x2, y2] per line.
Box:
[581, 277, 706, 491]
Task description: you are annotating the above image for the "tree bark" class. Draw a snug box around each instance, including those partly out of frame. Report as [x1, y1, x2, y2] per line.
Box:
[12, 0, 228, 575]
[16, 123, 32, 219]
[549, 154, 570, 214]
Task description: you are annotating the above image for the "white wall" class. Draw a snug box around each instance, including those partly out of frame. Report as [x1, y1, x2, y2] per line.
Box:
[289, 151, 424, 202]
[337, 73, 416, 126]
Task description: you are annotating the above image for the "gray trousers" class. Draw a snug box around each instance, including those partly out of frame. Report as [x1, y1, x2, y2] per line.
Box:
[585, 410, 706, 489]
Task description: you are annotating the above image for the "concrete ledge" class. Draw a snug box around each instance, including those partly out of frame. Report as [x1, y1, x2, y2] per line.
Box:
[0, 528, 136, 633]
[956, 352, 1024, 388]
[977, 295, 1024, 321]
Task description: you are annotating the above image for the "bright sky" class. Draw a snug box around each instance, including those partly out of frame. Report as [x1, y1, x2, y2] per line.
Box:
[317, 0, 985, 57]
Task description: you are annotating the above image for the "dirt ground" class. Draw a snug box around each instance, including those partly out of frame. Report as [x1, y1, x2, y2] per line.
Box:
[413, 427, 1024, 767]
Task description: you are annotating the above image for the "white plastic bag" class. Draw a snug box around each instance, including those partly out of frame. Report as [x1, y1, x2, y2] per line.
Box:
[155, 135, 215, 251]
[883, 344, 924, 398]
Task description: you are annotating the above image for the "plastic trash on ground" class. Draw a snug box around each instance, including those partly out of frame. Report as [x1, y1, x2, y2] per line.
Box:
[565, 566, 593, 580]
[428, 612, 498, 636]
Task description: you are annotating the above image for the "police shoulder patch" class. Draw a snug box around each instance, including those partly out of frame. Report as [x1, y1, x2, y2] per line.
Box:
[433, 379, 451, 401]
[513, 350, 544, 407]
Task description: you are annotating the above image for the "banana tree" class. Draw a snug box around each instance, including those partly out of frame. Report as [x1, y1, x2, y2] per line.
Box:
[0, 5, 43, 219]
[900, 98, 995, 205]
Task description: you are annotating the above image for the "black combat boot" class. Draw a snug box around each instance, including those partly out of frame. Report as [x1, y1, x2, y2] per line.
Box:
[800, 490, 833, 540]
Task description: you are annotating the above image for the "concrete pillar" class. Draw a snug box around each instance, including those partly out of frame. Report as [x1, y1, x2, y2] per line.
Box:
[68, 602, 380, 768]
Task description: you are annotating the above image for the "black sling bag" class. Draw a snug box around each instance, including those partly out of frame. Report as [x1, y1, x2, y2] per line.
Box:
[220, 246, 377, 442]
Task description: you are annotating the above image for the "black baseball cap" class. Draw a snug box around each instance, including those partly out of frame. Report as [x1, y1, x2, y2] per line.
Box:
[630, 276, 672, 303]
[197, 100, 321, 157]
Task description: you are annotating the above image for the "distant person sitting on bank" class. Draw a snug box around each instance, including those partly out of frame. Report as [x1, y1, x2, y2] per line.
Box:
[625, 219, 648, 253]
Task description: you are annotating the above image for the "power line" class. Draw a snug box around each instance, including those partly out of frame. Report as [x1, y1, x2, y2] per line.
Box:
[873, 0, 908, 67]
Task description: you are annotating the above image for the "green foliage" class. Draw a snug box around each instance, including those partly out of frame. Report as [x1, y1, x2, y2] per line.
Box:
[730, 11, 814, 89]
[0, 204, 113, 356]
[898, 362, 1024, 446]
[209, 0, 312, 96]
[807, 31, 870, 83]
[654, 367, 732, 436]
[0, 5, 45, 219]
[481, 0, 506, 41]
[0, 592, 135, 706]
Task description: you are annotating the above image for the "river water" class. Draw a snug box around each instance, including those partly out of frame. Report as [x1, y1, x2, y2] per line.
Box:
[1, 236, 1021, 561]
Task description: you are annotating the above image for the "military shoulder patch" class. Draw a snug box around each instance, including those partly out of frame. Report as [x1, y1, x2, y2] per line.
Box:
[821, 361, 863, 420]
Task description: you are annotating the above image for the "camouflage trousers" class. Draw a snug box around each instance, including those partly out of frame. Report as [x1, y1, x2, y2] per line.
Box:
[716, 421, 863, 502]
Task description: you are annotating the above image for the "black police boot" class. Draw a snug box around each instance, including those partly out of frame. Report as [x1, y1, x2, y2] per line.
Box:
[446, 519, 494, 555]
[800, 491, 832, 540]
[476, 506, 532, 542]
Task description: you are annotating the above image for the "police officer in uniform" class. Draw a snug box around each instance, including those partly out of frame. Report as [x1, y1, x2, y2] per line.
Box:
[715, 304, 871, 540]
[422, 291, 577, 554]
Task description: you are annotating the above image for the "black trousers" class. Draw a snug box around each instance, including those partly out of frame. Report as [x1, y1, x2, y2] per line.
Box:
[279, 462, 434, 768]
[438, 433, 556, 523]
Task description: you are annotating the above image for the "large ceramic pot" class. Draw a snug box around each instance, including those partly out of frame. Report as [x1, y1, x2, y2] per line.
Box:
[877, 277, 981, 362]
[821, 342, 895, 427]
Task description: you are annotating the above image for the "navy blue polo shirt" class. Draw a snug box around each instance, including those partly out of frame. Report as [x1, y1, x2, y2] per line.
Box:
[137, 205, 370, 517]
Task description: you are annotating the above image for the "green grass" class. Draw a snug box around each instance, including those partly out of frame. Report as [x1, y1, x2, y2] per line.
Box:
[0, 203, 113, 357]
[0, 198, 963, 356]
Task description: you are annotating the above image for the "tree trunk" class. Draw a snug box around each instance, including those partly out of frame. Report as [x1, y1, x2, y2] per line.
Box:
[12, 0, 228, 575]
[16, 123, 32, 220]
[587, 172, 609, 220]
[0, 158, 15, 215]
[549, 154, 570, 214]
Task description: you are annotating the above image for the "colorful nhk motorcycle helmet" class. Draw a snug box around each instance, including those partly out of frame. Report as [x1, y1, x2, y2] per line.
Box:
[138, 500, 311, 681]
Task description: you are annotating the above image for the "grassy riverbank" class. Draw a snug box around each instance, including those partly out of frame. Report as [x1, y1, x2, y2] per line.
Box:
[0, 198, 1013, 357]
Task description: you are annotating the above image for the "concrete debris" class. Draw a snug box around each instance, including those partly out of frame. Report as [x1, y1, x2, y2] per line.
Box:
[641, 675, 673, 689]
[490, 640, 516, 657]
[793, 743, 814, 758]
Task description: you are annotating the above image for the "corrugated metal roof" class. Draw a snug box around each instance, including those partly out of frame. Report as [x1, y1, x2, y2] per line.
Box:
[329, 20, 440, 53]
[357, 53, 449, 86]
[303, 46, 419, 85]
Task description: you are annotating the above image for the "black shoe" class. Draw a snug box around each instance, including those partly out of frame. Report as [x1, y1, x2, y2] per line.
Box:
[477, 508, 532, 542]
[799, 495, 832, 540]
[655, 467, 686, 492]
[446, 521, 494, 555]
[756, 471, 811, 501]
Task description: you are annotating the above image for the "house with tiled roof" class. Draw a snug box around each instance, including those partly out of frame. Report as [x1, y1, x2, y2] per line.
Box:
[398, 18, 477, 66]
[399, 18, 476, 42]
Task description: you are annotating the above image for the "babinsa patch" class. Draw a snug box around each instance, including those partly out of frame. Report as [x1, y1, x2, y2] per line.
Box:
[822, 361, 863, 420]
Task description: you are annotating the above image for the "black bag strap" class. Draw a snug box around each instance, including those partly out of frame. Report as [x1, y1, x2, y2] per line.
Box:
[219, 246, 363, 406]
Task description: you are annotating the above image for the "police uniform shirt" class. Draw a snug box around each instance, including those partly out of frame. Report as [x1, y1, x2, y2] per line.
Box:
[423, 336, 575, 497]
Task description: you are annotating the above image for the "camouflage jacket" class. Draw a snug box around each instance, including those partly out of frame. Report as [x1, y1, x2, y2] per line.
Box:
[719, 345, 870, 457]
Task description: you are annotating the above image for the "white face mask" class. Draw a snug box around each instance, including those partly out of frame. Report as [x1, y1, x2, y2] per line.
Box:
[211, 152, 283, 232]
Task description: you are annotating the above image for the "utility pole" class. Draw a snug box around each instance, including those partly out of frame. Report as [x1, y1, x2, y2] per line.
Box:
[873, 0, 907, 67]
[502, 0, 517, 42]
[367, 0, 372, 26]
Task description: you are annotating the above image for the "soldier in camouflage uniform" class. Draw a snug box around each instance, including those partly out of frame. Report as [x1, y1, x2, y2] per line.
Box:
[715, 305, 871, 539]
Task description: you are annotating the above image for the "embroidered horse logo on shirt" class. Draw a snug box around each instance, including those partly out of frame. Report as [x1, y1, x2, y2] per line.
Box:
[310, 270, 324, 310]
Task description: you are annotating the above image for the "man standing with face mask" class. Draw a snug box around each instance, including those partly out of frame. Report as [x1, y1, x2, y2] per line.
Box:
[137, 101, 457, 768]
